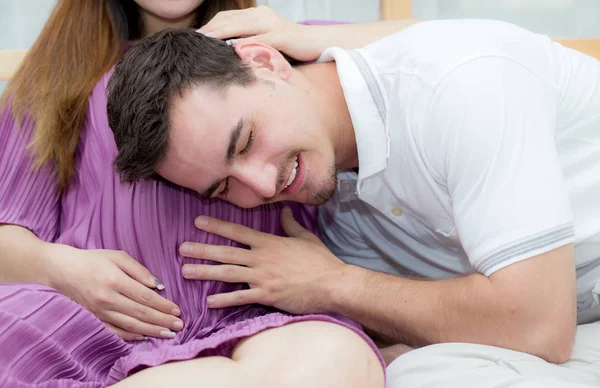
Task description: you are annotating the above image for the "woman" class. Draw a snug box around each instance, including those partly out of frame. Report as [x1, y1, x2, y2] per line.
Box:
[0, 1, 391, 386]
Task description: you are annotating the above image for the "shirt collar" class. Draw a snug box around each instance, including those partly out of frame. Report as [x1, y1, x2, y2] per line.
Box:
[317, 47, 390, 181]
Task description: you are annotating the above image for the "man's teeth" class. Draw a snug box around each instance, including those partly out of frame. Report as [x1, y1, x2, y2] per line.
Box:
[285, 158, 299, 189]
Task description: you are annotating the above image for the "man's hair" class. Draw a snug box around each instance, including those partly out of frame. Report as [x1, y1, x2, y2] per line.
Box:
[107, 28, 256, 182]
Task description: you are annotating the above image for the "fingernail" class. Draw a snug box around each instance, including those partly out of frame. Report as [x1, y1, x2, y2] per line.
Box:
[182, 265, 194, 277]
[225, 39, 236, 46]
[173, 321, 183, 330]
[142, 336, 149, 341]
[204, 31, 216, 38]
[171, 308, 181, 316]
[180, 243, 193, 255]
[135, 335, 145, 341]
[152, 277, 165, 290]
[160, 330, 176, 339]
[195, 216, 208, 227]
[207, 296, 215, 307]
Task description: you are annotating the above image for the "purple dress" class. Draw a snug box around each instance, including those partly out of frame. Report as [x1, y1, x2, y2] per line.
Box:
[0, 72, 383, 387]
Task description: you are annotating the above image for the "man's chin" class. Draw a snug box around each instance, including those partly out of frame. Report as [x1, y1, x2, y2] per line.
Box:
[306, 182, 338, 206]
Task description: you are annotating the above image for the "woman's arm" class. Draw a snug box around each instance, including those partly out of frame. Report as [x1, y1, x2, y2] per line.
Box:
[0, 107, 181, 341]
[0, 223, 185, 341]
[198, 6, 422, 62]
[0, 225, 55, 285]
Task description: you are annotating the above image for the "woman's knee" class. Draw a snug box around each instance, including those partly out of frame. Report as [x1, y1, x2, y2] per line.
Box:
[233, 320, 384, 388]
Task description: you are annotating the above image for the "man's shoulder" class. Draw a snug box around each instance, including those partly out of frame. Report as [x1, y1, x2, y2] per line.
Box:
[361, 19, 555, 89]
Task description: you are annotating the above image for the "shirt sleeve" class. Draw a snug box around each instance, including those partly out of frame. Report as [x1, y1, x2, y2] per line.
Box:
[422, 57, 574, 276]
[0, 106, 60, 242]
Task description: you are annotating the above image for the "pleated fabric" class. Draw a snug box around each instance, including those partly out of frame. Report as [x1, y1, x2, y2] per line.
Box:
[0, 73, 383, 386]
[0, 284, 375, 387]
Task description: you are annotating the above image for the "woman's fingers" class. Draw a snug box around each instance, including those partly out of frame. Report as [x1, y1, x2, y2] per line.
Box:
[110, 252, 181, 317]
[103, 309, 179, 340]
[199, 6, 278, 40]
[103, 322, 144, 342]
[111, 291, 183, 330]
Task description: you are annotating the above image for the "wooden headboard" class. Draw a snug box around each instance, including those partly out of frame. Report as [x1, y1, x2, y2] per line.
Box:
[380, 0, 600, 60]
[0, 50, 27, 81]
[553, 39, 600, 59]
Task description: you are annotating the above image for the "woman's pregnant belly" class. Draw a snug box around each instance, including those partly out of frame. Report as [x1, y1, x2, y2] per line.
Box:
[56, 177, 318, 338]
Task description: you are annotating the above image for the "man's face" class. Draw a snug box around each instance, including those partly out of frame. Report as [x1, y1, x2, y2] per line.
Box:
[158, 77, 338, 208]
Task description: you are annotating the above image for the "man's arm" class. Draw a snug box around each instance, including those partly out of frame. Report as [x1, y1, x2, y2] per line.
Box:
[329, 244, 577, 363]
[181, 212, 577, 364]
[329, 54, 579, 363]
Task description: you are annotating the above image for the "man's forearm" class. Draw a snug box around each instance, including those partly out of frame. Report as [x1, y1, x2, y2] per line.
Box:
[326, 264, 571, 362]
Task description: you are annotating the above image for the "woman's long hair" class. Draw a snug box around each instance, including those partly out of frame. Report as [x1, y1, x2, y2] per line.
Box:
[0, 0, 255, 192]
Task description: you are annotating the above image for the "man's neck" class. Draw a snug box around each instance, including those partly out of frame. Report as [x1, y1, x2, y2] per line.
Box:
[297, 62, 358, 170]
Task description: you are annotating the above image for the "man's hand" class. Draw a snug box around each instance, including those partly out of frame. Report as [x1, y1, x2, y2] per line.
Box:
[180, 207, 348, 314]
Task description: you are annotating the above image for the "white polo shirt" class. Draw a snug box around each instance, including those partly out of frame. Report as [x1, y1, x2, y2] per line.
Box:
[317, 19, 600, 319]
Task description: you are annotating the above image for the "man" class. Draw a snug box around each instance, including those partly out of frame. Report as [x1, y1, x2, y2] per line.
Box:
[107, 20, 600, 387]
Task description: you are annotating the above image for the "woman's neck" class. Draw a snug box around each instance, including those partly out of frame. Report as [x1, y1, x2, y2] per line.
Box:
[139, 9, 197, 37]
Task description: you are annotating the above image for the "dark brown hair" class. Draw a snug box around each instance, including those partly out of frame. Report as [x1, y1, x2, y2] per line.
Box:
[0, 0, 255, 192]
[107, 28, 256, 183]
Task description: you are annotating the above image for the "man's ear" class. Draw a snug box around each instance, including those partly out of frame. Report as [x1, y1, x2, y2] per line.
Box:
[234, 43, 292, 81]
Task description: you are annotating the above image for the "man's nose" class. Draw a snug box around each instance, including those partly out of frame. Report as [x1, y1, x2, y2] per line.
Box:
[235, 162, 278, 199]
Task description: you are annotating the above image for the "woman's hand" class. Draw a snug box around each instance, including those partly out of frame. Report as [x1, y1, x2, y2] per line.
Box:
[47, 244, 183, 341]
[198, 6, 326, 62]
[199, 7, 422, 63]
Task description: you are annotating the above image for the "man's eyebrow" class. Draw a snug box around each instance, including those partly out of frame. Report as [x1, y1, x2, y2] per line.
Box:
[201, 118, 244, 198]
[226, 118, 244, 164]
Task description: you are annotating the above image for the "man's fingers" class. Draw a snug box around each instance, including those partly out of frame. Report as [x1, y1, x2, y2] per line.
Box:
[281, 207, 312, 239]
[207, 288, 264, 309]
[182, 264, 253, 283]
[103, 311, 178, 340]
[111, 293, 184, 333]
[179, 242, 249, 265]
[193, 216, 267, 247]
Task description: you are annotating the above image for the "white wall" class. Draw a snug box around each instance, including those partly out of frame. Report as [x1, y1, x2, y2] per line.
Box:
[0, 0, 56, 49]
[3, 0, 599, 93]
[0, 0, 57, 92]
[257, 0, 380, 23]
[413, 0, 600, 38]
